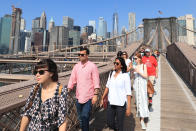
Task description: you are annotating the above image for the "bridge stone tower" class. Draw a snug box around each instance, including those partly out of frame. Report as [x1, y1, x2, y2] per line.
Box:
[143, 17, 178, 51]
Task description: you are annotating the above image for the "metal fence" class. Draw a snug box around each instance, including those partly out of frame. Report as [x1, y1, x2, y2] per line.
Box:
[167, 42, 196, 93]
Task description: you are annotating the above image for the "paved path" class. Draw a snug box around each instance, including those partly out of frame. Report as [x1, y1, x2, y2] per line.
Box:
[160, 56, 196, 131]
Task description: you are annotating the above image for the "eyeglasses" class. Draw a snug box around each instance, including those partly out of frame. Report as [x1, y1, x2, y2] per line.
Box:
[78, 54, 86, 57]
[133, 58, 138, 60]
[33, 70, 48, 75]
[113, 62, 120, 66]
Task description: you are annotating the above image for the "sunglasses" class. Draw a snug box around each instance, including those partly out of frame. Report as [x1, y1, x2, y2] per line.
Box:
[78, 54, 86, 57]
[33, 70, 48, 75]
[113, 62, 120, 66]
[133, 58, 138, 60]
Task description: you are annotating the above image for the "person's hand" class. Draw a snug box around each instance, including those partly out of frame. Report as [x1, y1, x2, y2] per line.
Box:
[100, 98, 104, 107]
[126, 108, 131, 116]
[129, 63, 133, 70]
[134, 67, 139, 73]
[68, 88, 72, 93]
[92, 95, 98, 105]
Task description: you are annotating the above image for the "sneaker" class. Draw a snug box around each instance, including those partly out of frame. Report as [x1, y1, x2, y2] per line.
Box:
[141, 120, 146, 130]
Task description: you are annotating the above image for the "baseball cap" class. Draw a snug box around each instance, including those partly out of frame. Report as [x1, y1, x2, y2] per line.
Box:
[145, 48, 150, 52]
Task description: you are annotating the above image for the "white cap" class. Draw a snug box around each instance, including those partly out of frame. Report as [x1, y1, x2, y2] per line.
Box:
[145, 48, 150, 52]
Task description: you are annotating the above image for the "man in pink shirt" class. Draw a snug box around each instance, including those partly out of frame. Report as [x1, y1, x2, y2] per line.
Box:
[68, 47, 100, 131]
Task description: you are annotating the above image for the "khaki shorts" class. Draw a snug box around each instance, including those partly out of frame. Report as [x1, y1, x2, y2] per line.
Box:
[148, 76, 155, 85]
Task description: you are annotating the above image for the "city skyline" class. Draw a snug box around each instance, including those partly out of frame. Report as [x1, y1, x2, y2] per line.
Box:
[1, 0, 196, 32]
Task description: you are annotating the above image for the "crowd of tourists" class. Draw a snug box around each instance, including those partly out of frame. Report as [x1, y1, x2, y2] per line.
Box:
[19, 46, 160, 131]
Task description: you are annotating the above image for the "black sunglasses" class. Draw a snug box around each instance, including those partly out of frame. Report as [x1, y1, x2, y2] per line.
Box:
[33, 70, 48, 75]
[114, 62, 120, 66]
[133, 57, 138, 60]
[78, 53, 86, 57]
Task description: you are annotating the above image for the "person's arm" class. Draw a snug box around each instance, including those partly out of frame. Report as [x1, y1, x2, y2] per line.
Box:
[67, 65, 77, 92]
[92, 64, 100, 104]
[20, 116, 30, 131]
[100, 87, 109, 107]
[58, 87, 68, 130]
[126, 95, 131, 116]
[59, 121, 67, 131]
[127, 61, 133, 72]
[124, 74, 131, 116]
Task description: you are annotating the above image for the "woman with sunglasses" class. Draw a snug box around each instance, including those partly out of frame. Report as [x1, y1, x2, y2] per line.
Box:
[20, 59, 67, 131]
[100, 57, 132, 131]
[132, 53, 149, 130]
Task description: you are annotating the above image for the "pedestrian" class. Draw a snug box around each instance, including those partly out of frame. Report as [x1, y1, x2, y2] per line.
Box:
[132, 53, 149, 130]
[121, 51, 132, 73]
[20, 59, 68, 131]
[142, 48, 158, 110]
[100, 57, 132, 131]
[117, 51, 123, 57]
[67, 47, 100, 131]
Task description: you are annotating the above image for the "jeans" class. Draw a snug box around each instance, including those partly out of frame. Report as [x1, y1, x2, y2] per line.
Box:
[107, 103, 126, 131]
[76, 99, 92, 131]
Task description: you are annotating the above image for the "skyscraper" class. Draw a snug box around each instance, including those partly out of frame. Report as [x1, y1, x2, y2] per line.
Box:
[32, 17, 40, 29]
[128, 12, 136, 43]
[32, 17, 41, 43]
[49, 26, 69, 51]
[48, 17, 55, 32]
[63, 16, 74, 30]
[178, 14, 195, 45]
[69, 26, 81, 46]
[20, 18, 26, 31]
[9, 6, 22, 54]
[89, 20, 96, 33]
[84, 26, 94, 36]
[40, 11, 47, 30]
[0, 14, 12, 54]
[112, 12, 119, 37]
[104, 21, 107, 39]
[98, 17, 107, 39]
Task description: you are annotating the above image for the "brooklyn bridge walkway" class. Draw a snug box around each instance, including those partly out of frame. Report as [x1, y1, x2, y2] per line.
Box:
[0, 44, 196, 131]
[89, 55, 196, 131]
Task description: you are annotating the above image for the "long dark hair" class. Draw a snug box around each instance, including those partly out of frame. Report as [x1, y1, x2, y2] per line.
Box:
[34, 59, 58, 82]
[115, 57, 127, 73]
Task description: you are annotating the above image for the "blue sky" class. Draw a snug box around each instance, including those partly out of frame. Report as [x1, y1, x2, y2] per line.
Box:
[0, 0, 195, 32]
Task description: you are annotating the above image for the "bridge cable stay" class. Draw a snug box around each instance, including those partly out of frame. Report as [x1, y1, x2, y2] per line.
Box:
[160, 25, 172, 45]
[146, 24, 158, 45]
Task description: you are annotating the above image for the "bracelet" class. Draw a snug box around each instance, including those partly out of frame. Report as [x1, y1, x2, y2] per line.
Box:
[94, 94, 98, 95]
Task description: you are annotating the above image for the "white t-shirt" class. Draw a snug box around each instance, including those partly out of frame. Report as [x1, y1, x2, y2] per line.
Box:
[125, 58, 131, 75]
[106, 71, 132, 106]
[125, 58, 131, 67]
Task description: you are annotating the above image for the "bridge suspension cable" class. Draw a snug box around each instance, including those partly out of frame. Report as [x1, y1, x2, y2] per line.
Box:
[160, 25, 172, 45]
[146, 24, 158, 45]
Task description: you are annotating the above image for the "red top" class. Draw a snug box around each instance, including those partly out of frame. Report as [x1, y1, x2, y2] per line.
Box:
[142, 56, 157, 76]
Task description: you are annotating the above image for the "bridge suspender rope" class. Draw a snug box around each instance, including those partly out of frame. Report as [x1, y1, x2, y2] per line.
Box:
[160, 25, 172, 45]
[146, 25, 158, 45]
